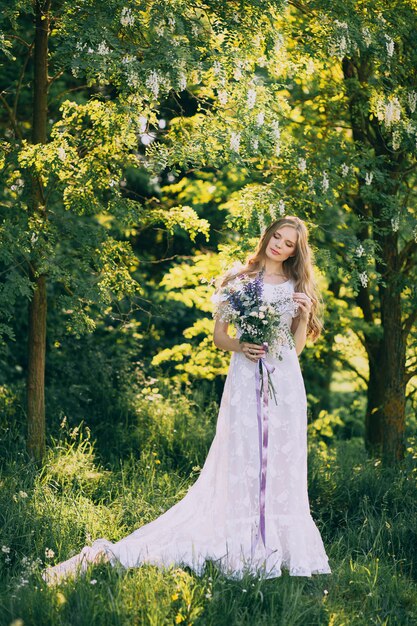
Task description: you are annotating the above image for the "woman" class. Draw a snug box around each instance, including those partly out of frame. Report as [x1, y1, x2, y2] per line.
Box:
[44, 215, 331, 584]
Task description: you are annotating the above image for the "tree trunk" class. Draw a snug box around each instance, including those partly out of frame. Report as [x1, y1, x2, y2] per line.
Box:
[364, 240, 407, 465]
[343, 57, 407, 466]
[27, 0, 50, 461]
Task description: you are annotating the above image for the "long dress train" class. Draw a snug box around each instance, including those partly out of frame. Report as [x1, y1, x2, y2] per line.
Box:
[44, 278, 331, 583]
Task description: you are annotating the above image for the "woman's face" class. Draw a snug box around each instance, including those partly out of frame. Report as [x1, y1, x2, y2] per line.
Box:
[265, 225, 297, 262]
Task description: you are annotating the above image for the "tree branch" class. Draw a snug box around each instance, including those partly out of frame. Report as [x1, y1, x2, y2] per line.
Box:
[334, 353, 369, 385]
[13, 42, 34, 119]
[399, 239, 417, 270]
[403, 308, 417, 341]
[0, 92, 22, 140]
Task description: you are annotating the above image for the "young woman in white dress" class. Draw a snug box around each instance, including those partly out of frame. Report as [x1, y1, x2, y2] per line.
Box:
[44, 215, 331, 584]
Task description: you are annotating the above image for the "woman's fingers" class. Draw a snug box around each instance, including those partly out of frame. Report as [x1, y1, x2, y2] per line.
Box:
[241, 342, 266, 362]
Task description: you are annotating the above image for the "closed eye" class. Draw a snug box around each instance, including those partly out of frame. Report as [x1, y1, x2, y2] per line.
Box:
[273, 233, 295, 247]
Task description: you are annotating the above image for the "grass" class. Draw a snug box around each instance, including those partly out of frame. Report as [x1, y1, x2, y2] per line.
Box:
[1, 397, 417, 625]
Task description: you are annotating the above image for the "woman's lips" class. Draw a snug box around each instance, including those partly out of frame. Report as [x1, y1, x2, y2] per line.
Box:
[270, 248, 281, 255]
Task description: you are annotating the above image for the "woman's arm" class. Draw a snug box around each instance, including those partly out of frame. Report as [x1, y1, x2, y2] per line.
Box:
[291, 315, 308, 356]
[213, 319, 242, 352]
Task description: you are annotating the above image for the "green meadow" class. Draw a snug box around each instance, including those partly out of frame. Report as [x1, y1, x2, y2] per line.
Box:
[1, 383, 416, 626]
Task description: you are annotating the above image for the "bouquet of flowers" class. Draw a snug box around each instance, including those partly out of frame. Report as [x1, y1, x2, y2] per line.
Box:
[211, 268, 297, 403]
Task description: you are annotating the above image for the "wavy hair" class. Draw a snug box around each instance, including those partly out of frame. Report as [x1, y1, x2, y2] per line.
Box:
[218, 216, 324, 342]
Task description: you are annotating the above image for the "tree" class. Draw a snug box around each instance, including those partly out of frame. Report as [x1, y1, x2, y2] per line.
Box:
[0, 0, 288, 460]
[143, 1, 417, 465]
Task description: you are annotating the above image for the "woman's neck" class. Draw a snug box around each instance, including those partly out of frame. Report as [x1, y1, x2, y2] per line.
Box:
[263, 260, 285, 276]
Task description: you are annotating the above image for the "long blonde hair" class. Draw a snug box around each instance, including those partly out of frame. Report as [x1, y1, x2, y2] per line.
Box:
[218, 216, 324, 342]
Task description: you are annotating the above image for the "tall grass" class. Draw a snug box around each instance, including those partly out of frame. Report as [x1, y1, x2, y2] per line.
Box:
[0, 386, 417, 625]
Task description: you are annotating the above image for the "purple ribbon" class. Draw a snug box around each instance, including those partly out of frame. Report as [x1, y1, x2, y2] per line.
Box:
[251, 344, 275, 561]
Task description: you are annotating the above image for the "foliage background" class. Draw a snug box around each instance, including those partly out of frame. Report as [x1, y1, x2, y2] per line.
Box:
[0, 0, 417, 623]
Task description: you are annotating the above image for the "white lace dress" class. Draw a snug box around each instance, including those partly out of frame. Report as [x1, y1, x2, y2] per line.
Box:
[46, 278, 331, 582]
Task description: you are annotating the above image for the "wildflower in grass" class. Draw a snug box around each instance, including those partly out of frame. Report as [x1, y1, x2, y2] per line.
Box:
[2, 545, 10, 554]
[90, 579, 97, 585]
[45, 548, 55, 559]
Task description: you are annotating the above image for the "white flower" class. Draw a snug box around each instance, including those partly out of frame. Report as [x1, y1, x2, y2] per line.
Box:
[218, 89, 228, 105]
[278, 199, 285, 215]
[305, 58, 315, 76]
[121, 54, 135, 64]
[385, 35, 394, 58]
[233, 63, 243, 81]
[271, 119, 280, 141]
[355, 244, 365, 257]
[249, 311, 259, 317]
[45, 548, 55, 559]
[97, 41, 110, 56]
[383, 97, 401, 128]
[2, 546, 10, 554]
[362, 27, 372, 46]
[177, 72, 187, 91]
[323, 589, 329, 595]
[230, 131, 241, 152]
[213, 60, 222, 75]
[246, 88, 257, 109]
[256, 112, 265, 127]
[251, 137, 259, 151]
[258, 212, 266, 233]
[322, 171, 329, 192]
[259, 311, 265, 319]
[413, 226, 417, 243]
[408, 91, 417, 114]
[341, 163, 350, 177]
[298, 158, 307, 172]
[120, 7, 135, 27]
[359, 271, 368, 288]
[18, 491, 28, 499]
[391, 215, 399, 232]
[365, 172, 373, 185]
[145, 70, 161, 98]
[90, 579, 98, 585]
[138, 116, 147, 133]
[57, 146, 66, 162]
[392, 130, 401, 151]
[154, 22, 165, 37]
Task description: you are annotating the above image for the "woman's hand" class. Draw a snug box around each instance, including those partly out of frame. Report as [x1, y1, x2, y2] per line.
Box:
[292, 292, 312, 322]
[239, 342, 266, 362]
